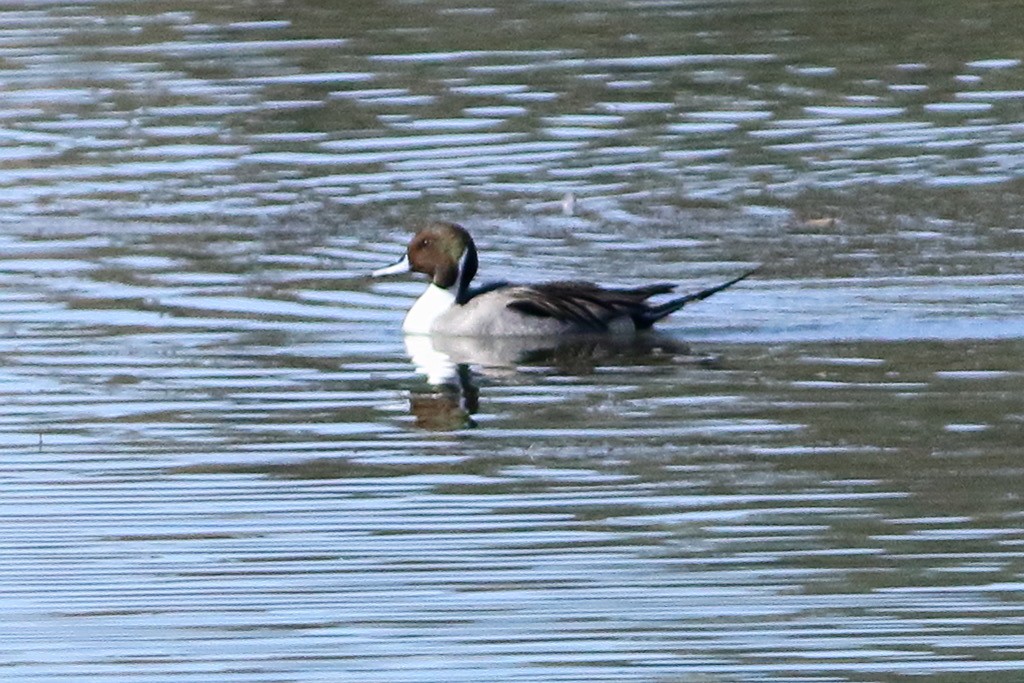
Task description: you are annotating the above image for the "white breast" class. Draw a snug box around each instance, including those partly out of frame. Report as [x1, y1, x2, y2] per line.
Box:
[402, 284, 456, 334]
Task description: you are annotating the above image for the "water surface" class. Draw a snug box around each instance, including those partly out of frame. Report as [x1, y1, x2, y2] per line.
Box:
[1, 1, 1023, 681]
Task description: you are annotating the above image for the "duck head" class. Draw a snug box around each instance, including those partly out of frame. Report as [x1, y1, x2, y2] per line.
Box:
[373, 221, 479, 299]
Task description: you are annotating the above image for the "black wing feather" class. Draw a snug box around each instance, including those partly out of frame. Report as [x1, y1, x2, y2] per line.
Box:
[500, 268, 759, 330]
[505, 281, 675, 330]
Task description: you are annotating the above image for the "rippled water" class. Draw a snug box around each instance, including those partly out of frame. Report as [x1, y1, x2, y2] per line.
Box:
[2, 1, 1024, 681]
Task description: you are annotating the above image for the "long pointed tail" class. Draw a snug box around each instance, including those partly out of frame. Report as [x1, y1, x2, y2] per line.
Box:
[638, 265, 761, 328]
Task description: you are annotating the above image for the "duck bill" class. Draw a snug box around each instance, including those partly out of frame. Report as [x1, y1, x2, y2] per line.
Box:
[371, 254, 411, 277]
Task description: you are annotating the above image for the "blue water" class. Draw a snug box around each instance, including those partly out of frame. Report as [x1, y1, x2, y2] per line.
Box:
[1, 1, 1023, 681]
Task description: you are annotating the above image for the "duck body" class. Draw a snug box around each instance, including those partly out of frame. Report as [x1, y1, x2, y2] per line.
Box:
[372, 221, 757, 337]
[409, 282, 648, 336]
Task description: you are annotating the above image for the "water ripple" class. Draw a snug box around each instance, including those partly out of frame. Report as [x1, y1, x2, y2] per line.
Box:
[0, 2, 1023, 681]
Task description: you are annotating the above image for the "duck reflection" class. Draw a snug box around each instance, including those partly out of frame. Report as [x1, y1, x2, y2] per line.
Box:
[407, 362, 480, 430]
[404, 333, 712, 430]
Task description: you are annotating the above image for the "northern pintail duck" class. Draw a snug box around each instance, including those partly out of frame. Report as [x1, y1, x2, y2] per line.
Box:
[373, 221, 757, 336]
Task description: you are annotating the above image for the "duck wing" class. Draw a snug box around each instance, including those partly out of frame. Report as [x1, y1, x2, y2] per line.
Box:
[505, 281, 675, 331]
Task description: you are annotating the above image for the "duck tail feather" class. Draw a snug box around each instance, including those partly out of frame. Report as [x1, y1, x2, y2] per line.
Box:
[637, 265, 761, 328]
